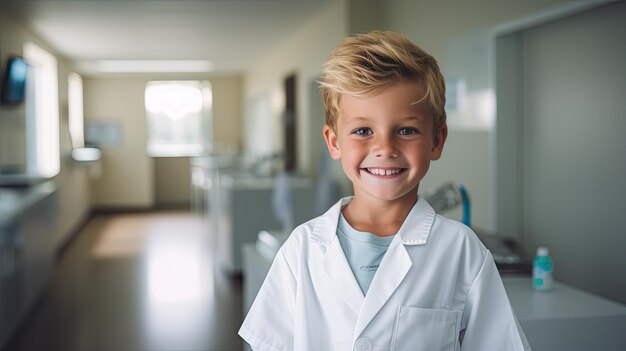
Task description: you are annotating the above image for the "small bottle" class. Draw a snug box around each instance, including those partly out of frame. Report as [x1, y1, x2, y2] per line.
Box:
[533, 247, 554, 291]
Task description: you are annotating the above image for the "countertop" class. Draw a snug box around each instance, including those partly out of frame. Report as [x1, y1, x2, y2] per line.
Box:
[0, 181, 57, 228]
[502, 276, 626, 351]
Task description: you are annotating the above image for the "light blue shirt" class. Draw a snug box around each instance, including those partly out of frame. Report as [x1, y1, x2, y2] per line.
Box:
[337, 214, 395, 294]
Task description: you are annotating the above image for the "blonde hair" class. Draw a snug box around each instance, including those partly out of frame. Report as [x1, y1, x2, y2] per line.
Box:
[319, 31, 446, 135]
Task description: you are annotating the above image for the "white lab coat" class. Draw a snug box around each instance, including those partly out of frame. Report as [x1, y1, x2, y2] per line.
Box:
[239, 197, 531, 351]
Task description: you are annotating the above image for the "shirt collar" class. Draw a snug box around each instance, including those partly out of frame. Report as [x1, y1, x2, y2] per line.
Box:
[311, 196, 435, 246]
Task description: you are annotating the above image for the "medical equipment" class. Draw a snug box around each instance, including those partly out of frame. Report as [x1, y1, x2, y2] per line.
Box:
[424, 182, 531, 274]
[423, 182, 471, 227]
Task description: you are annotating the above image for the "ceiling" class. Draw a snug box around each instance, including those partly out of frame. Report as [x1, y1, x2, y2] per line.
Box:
[2, 0, 333, 75]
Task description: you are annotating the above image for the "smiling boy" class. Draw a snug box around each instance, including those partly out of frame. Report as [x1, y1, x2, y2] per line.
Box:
[324, 78, 443, 237]
[239, 31, 531, 351]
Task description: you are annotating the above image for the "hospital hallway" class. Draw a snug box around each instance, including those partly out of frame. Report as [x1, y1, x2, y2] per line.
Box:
[2, 211, 244, 351]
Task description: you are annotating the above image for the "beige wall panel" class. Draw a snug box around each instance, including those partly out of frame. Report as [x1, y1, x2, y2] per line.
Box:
[84, 78, 155, 209]
[212, 76, 243, 153]
[154, 157, 190, 207]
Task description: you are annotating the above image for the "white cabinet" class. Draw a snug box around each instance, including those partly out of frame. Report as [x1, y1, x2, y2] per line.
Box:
[190, 155, 315, 275]
[0, 182, 57, 348]
[503, 277, 626, 351]
[214, 174, 313, 274]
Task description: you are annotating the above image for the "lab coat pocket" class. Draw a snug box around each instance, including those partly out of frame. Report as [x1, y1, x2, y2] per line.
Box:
[391, 306, 459, 351]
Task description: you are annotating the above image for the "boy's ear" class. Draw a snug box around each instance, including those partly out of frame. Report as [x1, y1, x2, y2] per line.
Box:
[323, 125, 341, 160]
[431, 122, 448, 161]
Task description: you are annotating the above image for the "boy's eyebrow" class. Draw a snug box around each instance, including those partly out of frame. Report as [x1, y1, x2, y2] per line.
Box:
[343, 115, 428, 124]
[400, 115, 425, 121]
[341, 116, 373, 124]
[398, 115, 429, 123]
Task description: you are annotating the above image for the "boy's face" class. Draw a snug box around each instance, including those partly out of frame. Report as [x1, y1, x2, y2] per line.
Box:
[323, 79, 447, 205]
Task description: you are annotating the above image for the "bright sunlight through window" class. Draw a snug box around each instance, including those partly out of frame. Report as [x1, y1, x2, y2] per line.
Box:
[68, 72, 84, 148]
[145, 81, 212, 157]
[23, 42, 59, 178]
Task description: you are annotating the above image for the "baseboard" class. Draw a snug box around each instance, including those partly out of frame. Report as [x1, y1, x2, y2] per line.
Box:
[55, 211, 92, 259]
[90, 206, 156, 214]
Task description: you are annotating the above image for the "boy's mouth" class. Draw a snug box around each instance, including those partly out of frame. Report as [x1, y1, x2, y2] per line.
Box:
[364, 168, 405, 176]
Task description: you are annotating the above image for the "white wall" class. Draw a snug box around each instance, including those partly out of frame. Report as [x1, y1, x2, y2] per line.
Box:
[384, 0, 569, 60]
[384, 0, 584, 230]
[515, 2, 626, 304]
[244, 0, 348, 176]
[424, 130, 491, 227]
[55, 56, 92, 248]
[0, 12, 91, 248]
[0, 14, 33, 169]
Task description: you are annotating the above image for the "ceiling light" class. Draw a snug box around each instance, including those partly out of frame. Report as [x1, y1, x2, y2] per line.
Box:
[96, 60, 213, 73]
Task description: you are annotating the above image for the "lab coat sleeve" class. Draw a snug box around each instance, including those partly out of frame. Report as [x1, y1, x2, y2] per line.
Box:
[460, 251, 532, 351]
[239, 248, 297, 351]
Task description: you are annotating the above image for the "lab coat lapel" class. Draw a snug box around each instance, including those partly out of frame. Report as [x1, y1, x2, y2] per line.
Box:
[323, 237, 365, 315]
[317, 197, 433, 336]
[315, 198, 364, 315]
[353, 198, 434, 337]
[354, 239, 412, 337]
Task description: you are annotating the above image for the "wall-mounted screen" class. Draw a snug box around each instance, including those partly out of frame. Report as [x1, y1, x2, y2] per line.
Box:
[1, 56, 29, 106]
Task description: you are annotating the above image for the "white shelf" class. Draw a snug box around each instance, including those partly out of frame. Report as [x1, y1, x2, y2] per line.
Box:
[503, 276, 626, 351]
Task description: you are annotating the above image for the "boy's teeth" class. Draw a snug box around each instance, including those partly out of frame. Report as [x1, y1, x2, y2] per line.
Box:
[367, 168, 402, 175]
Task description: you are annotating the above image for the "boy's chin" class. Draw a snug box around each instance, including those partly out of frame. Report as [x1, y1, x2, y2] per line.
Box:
[354, 189, 419, 204]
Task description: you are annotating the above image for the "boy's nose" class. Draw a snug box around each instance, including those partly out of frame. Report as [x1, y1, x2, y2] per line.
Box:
[373, 137, 399, 158]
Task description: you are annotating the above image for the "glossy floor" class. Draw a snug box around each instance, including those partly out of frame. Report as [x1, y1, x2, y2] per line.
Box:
[4, 211, 244, 351]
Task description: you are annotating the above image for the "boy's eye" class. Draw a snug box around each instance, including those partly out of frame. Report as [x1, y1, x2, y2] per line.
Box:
[398, 127, 418, 136]
[352, 128, 372, 136]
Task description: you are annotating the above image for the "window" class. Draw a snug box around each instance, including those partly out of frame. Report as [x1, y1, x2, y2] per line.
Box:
[145, 81, 212, 157]
[68, 72, 84, 148]
[23, 42, 59, 178]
